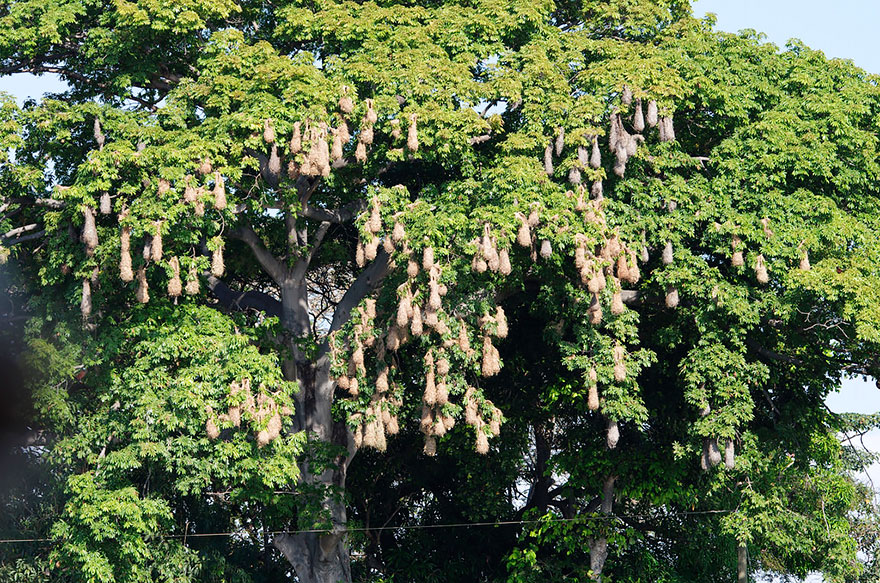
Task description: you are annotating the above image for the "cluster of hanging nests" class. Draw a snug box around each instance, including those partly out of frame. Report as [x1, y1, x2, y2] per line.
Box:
[79, 86, 810, 467]
[333, 197, 508, 455]
[205, 378, 293, 447]
[78, 89, 421, 319]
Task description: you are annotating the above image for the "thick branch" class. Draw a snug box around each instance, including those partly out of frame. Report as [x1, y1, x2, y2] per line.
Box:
[4, 229, 46, 245]
[290, 221, 331, 283]
[319, 249, 392, 356]
[745, 337, 803, 366]
[301, 200, 365, 224]
[230, 225, 288, 283]
[206, 276, 282, 318]
[2, 223, 39, 240]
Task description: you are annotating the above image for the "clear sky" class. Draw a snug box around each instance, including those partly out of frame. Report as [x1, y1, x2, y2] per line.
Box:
[692, 0, 880, 74]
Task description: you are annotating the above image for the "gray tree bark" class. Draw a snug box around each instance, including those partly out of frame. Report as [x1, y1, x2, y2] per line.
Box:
[589, 474, 616, 582]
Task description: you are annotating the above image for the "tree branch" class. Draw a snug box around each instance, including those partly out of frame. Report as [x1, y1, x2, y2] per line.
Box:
[318, 249, 392, 358]
[230, 225, 288, 284]
[4, 229, 46, 245]
[301, 199, 365, 224]
[205, 276, 282, 318]
[745, 337, 803, 366]
[2, 223, 40, 240]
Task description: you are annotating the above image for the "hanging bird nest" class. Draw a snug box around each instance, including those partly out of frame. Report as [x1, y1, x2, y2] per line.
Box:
[167, 256, 182, 297]
[211, 245, 225, 277]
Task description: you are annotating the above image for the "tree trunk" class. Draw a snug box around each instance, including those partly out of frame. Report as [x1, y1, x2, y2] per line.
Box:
[589, 474, 616, 582]
[737, 543, 748, 583]
[273, 280, 356, 583]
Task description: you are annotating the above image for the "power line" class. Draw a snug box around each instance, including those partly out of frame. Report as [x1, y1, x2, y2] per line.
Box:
[0, 509, 733, 544]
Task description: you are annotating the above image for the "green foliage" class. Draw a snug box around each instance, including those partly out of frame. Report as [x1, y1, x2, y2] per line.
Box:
[2, 0, 880, 582]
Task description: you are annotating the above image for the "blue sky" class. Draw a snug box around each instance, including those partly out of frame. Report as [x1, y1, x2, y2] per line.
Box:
[693, 0, 880, 74]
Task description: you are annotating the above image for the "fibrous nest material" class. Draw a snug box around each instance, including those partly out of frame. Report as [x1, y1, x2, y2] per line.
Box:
[606, 419, 619, 449]
[540, 239, 552, 259]
[662, 241, 673, 265]
[481, 334, 501, 377]
[93, 117, 105, 149]
[799, 250, 811, 271]
[167, 256, 182, 297]
[212, 172, 227, 210]
[724, 438, 735, 469]
[665, 286, 679, 308]
[633, 100, 645, 132]
[587, 379, 599, 411]
[611, 291, 625, 315]
[407, 113, 419, 153]
[119, 226, 134, 282]
[543, 143, 553, 175]
[80, 279, 92, 319]
[555, 127, 565, 156]
[212, 245, 225, 277]
[100, 192, 111, 215]
[515, 212, 531, 247]
[612, 344, 626, 382]
[701, 438, 722, 470]
[755, 254, 769, 284]
[290, 122, 302, 154]
[82, 207, 98, 255]
[731, 235, 744, 267]
[136, 267, 149, 303]
[339, 87, 355, 115]
[151, 222, 163, 262]
[646, 100, 658, 127]
[263, 119, 276, 144]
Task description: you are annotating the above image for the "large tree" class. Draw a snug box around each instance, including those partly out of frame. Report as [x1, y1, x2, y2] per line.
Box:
[1, 1, 880, 582]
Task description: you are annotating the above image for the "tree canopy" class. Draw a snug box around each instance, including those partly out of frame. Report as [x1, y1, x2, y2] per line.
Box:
[1, 1, 880, 582]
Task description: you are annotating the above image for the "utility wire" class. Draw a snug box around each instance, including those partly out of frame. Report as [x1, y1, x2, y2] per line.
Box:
[0, 509, 733, 544]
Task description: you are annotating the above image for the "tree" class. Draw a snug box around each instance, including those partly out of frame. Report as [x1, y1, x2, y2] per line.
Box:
[1, 1, 880, 582]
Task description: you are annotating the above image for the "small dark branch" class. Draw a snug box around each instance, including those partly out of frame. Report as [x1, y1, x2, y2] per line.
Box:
[307, 222, 331, 264]
[206, 276, 282, 317]
[479, 100, 498, 118]
[244, 147, 280, 188]
[745, 337, 803, 366]
[318, 249, 391, 357]
[298, 177, 321, 208]
[230, 225, 288, 283]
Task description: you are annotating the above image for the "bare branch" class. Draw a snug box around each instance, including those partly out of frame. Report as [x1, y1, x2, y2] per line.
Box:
[2, 223, 39, 239]
[230, 225, 288, 283]
[5, 229, 46, 245]
[745, 337, 803, 366]
[319, 249, 392, 357]
[301, 199, 366, 224]
[206, 276, 282, 317]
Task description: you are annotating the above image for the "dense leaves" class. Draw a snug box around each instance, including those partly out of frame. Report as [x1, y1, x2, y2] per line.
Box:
[1, 0, 879, 581]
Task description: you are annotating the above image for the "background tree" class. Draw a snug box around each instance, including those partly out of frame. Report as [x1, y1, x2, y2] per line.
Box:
[1, 1, 880, 582]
